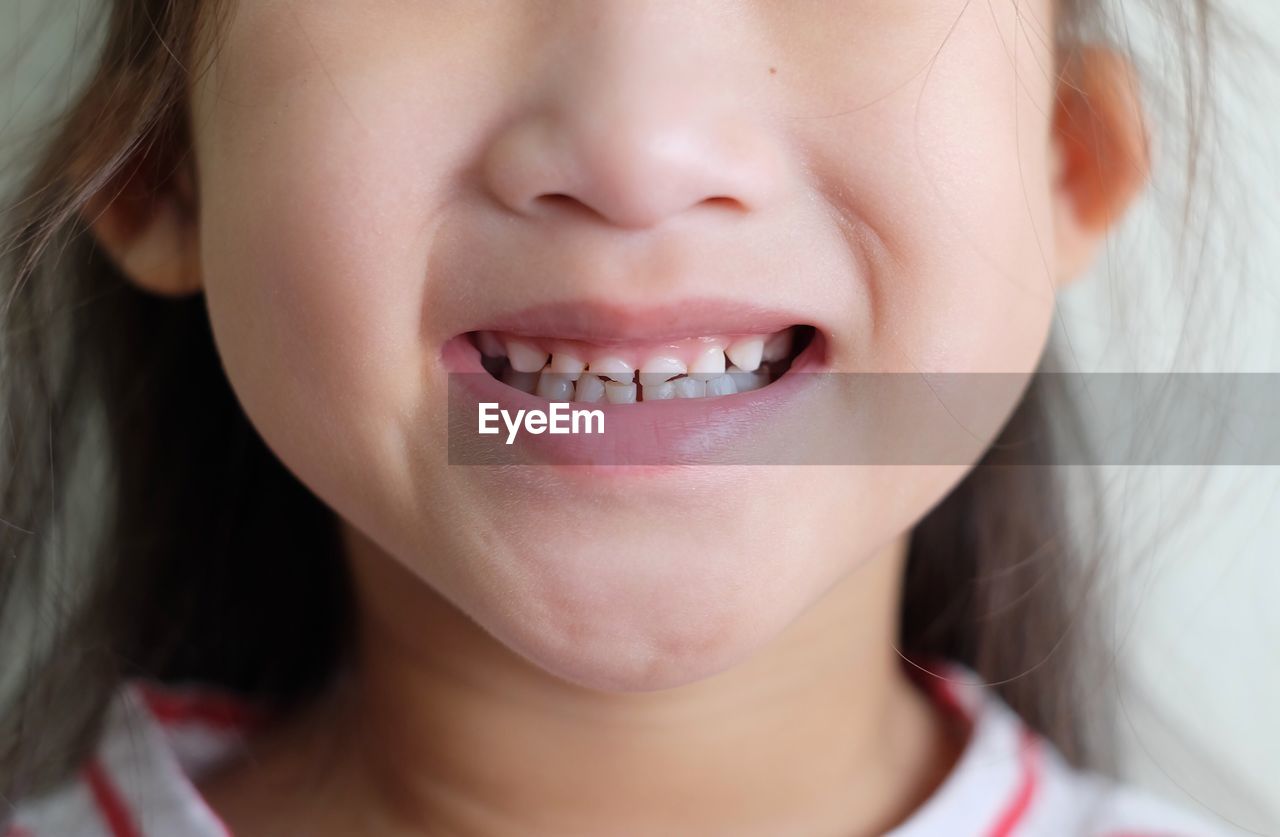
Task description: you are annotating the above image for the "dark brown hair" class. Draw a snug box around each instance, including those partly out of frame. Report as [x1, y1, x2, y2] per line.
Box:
[0, 0, 1216, 809]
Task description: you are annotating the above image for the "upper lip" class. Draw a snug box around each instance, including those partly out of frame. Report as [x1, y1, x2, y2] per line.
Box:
[460, 297, 820, 345]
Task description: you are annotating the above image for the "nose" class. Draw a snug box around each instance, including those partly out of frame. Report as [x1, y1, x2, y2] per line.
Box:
[479, 5, 785, 231]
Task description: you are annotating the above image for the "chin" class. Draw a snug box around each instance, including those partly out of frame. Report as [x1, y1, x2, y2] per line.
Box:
[459, 520, 825, 693]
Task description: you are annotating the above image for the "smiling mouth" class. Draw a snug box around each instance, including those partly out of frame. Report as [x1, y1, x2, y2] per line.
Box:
[469, 325, 816, 404]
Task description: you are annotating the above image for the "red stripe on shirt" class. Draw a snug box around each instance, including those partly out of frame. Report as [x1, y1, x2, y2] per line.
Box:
[83, 758, 140, 837]
[136, 683, 263, 730]
[901, 654, 972, 723]
[987, 725, 1041, 837]
[901, 657, 1044, 836]
[924, 668, 968, 721]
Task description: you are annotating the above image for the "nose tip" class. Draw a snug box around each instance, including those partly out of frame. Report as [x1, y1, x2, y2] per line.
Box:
[482, 108, 783, 231]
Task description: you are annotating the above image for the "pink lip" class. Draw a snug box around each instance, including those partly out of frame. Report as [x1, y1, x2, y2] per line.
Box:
[441, 310, 829, 469]
[461, 298, 816, 346]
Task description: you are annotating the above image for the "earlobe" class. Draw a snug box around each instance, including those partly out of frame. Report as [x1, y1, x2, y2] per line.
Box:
[1051, 46, 1152, 286]
[82, 151, 203, 298]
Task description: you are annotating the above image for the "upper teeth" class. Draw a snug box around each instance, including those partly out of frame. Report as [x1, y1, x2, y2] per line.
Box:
[638, 356, 686, 387]
[762, 330, 792, 363]
[688, 345, 727, 381]
[505, 337, 550, 373]
[588, 356, 635, 383]
[725, 336, 765, 372]
[474, 328, 799, 403]
[476, 331, 507, 358]
[548, 352, 586, 380]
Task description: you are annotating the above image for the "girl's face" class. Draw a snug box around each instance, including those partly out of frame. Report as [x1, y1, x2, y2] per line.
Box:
[189, 0, 1066, 690]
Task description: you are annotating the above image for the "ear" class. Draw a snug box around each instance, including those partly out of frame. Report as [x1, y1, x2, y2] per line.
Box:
[82, 145, 202, 297]
[1051, 46, 1152, 286]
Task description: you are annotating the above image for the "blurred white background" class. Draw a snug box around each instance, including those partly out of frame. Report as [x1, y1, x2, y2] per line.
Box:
[1054, 2, 1280, 833]
[2, 0, 1277, 833]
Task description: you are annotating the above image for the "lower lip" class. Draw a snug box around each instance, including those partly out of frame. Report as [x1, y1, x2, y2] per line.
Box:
[441, 332, 828, 470]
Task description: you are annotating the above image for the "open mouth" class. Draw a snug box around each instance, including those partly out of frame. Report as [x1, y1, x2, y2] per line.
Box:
[469, 325, 817, 404]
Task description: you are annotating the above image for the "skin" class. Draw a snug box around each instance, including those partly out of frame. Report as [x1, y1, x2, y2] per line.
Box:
[89, 0, 1149, 834]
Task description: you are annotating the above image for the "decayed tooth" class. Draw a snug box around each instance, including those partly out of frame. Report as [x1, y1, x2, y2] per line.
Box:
[674, 377, 707, 399]
[642, 381, 676, 401]
[688, 346, 727, 381]
[549, 351, 586, 381]
[536, 372, 575, 401]
[506, 337, 550, 373]
[604, 381, 637, 404]
[638, 356, 686, 388]
[725, 336, 765, 372]
[589, 355, 635, 384]
[476, 331, 506, 357]
[727, 365, 766, 393]
[705, 374, 738, 397]
[501, 366, 539, 394]
[574, 375, 605, 403]
[762, 329, 793, 363]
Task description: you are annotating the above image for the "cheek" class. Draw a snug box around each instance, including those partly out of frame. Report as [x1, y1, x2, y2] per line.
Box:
[800, 1, 1059, 375]
[192, 46, 468, 540]
[197, 127, 413, 500]
[191, 3, 522, 492]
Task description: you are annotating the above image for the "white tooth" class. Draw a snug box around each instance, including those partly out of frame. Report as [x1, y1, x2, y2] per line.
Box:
[762, 329, 793, 363]
[589, 356, 635, 384]
[725, 336, 765, 372]
[727, 365, 766, 393]
[642, 381, 676, 401]
[604, 381, 637, 404]
[506, 337, 550, 373]
[705, 374, 738, 397]
[477, 331, 506, 357]
[536, 373, 575, 401]
[688, 347, 727, 381]
[674, 377, 707, 399]
[549, 352, 586, 381]
[501, 366, 539, 394]
[638, 356, 686, 388]
[574, 375, 605, 403]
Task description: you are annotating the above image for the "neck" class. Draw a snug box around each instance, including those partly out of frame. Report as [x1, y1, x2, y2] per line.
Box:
[314, 526, 959, 836]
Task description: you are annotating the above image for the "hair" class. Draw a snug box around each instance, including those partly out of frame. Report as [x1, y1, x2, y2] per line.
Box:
[0, 0, 1217, 810]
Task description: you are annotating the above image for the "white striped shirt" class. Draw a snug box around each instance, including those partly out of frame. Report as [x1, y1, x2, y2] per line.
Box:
[4, 661, 1236, 836]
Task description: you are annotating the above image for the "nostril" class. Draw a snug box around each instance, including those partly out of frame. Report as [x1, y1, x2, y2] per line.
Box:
[533, 193, 746, 227]
[536, 193, 583, 209]
[531, 192, 604, 222]
[702, 196, 745, 211]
